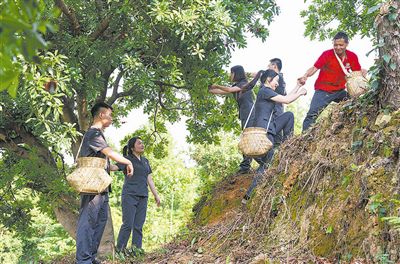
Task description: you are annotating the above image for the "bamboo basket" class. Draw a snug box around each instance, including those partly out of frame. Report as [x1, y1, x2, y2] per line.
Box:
[238, 127, 273, 158]
[346, 71, 368, 97]
[66, 157, 112, 194]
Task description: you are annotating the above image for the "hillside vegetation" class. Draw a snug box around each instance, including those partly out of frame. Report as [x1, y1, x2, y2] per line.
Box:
[141, 100, 399, 263]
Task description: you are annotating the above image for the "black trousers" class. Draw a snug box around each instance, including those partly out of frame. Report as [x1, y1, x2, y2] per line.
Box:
[76, 193, 109, 264]
[116, 194, 148, 250]
[302, 89, 348, 131]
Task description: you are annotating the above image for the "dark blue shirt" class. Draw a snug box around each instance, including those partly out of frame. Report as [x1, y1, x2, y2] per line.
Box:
[79, 127, 111, 192]
[117, 155, 152, 197]
[252, 85, 279, 134]
[79, 127, 110, 172]
[233, 79, 255, 125]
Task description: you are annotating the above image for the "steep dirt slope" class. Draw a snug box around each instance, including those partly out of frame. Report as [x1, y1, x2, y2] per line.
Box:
[142, 100, 399, 264]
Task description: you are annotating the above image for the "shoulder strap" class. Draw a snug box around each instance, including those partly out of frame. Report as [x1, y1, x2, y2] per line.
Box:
[265, 111, 274, 132]
[242, 102, 255, 131]
[74, 134, 85, 163]
[334, 51, 351, 76]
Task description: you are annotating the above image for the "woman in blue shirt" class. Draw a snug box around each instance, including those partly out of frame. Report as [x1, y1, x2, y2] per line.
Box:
[116, 137, 161, 253]
[209, 65, 262, 174]
[243, 69, 307, 202]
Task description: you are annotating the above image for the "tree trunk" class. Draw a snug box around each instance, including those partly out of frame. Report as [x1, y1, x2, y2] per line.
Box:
[54, 199, 115, 256]
[376, 0, 400, 109]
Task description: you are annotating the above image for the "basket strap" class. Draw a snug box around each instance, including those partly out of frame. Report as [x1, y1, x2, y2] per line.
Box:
[265, 111, 274, 133]
[334, 51, 351, 76]
[242, 102, 256, 132]
[75, 133, 86, 163]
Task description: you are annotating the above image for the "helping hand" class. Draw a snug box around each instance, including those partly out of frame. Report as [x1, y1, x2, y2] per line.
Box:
[297, 77, 307, 86]
[208, 84, 217, 90]
[126, 163, 134, 177]
[155, 195, 161, 207]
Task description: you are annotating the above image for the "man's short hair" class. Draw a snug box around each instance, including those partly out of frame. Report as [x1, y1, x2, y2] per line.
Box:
[270, 58, 282, 71]
[333, 31, 349, 43]
[91, 102, 113, 118]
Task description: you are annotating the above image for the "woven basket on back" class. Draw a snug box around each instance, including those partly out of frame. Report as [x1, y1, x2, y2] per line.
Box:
[66, 157, 112, 194]
[238, 127, 273, 158]
[346, 71, 368, 97]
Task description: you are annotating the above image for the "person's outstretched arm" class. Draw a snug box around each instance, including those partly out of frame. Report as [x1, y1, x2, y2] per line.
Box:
[298, 66, 318, 85]
[271, 87, 307, 104]
[147, 174, 161, 207]
[209, 84, 241, 93]
[101, 147, 133, 177]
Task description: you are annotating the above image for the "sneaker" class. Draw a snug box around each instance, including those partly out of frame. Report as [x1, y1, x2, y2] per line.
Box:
[237, 168, 251, 174]
[92, 258, 101, 264]
[241, 194, 250, 205]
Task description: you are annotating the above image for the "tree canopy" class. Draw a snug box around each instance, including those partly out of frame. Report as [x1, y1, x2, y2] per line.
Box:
[1, 0, 398, 260]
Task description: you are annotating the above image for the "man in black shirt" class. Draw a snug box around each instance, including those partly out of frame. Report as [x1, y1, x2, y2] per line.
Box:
[268, 58, 287, 145]
[76, 102, 133, 264]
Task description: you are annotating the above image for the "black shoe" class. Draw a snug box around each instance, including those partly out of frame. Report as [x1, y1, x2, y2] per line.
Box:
[241, 194, 251, 205]
[237, 168, 251, 174]
[92, 258, 101, 264]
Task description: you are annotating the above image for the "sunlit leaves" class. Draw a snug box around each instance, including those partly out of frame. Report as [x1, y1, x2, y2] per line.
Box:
[301, 0, 385, 40]
[0, 0, 58, 97]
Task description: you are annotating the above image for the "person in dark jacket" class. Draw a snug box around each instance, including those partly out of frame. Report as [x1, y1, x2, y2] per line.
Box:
[76, 102, 133, 264]
[209, 65, 261, 174]
[242, 70, 306, 203]
[268, 58, 287, 145]
[116, 137, 161, 253]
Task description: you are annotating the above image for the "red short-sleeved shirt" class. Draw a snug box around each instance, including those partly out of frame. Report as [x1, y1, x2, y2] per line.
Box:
[314, 49, 361, 93]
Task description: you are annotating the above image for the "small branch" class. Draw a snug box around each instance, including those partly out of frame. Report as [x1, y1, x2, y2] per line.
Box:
[153, 80, 187, 90]
[157, 89, 187, 111]
[95, 0, 106, 17]
[152, 101, 159, 137]
[54, 0, 81, 35]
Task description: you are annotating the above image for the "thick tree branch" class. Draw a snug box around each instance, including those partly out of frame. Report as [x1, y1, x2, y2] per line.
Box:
[77, 95, 90, 131]
[109, 70, 124, 101]
[96, 68, 115, 102]
[90, 17, 111, 41]
[54, 0, 81, 35]
[106, 85, 136, 106]
[62, 96, 79, 127]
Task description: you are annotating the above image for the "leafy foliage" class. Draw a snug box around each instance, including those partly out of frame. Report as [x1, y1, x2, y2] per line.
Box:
[1, 1, 280, 252]
[301, 0, 385, 40]
[190, 132, 242, 196]
[0, 0, 58, 96]
[109, 134, 200, 251]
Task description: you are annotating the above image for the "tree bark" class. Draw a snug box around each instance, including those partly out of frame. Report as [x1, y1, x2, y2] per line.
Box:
[376, 1, 400, 109]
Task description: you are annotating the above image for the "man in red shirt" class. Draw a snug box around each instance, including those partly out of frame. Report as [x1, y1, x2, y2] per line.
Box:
[299, 31, 363, 131]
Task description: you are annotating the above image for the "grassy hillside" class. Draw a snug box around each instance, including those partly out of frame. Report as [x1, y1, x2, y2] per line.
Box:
[140, 100, 399, 263]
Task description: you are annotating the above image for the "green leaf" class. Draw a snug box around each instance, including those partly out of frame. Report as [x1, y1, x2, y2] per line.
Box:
[382, 54, 391, 64]
[388, 13, 398, 22]
[389, 62, 397, 71]
[326, 225, 333, 234]
[0, 71, 20, 97]
[367, 4, 381, 15]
